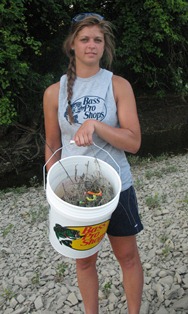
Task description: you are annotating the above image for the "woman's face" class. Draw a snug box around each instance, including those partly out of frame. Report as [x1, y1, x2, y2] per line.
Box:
[71, 25, 105, 67]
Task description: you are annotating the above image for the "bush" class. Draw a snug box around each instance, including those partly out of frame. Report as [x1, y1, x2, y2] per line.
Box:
[0, 0, 187, 126]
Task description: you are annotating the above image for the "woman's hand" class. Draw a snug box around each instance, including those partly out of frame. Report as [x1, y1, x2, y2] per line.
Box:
[73, 119, 96, 146]
[73, 76, 141, 154]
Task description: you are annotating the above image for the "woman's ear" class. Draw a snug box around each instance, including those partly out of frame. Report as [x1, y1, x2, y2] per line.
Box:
[70, 48, 75, 56]
[70, 42, 75, 50]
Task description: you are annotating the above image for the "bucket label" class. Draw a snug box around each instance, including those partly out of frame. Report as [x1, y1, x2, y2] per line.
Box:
[53, 220, 110, 251]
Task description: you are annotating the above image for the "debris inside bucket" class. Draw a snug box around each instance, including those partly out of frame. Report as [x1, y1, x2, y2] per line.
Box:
[60, 172, 114, 207]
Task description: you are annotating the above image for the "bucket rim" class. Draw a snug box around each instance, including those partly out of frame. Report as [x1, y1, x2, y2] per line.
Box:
[46, 155, 122, 212]
[48, 155, 120, 172]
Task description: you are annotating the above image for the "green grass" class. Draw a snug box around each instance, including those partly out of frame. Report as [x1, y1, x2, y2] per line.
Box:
[134, 177, 144, 189]
[2, 223, 14, 237]
[145, 192, 167, 210]
[145, 193, 161, 210]
[145, 165, 178, 179]
[102, 280, 112, 297]
[0, 288, 15, 302]
[162, 245, 171, 257]
[127, 152, 171, 166]
[182, 194, 188, 204]
[31, 272, 40, 285]
[29, 176, 40, 187]
[160, 234, 168, 243]
[0, 186, 28, 199]
[55, 262, 68, 282]
[20, 203, 48, 225]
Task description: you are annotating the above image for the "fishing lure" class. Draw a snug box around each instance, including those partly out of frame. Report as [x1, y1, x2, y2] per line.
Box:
[87, 190, 102, 196]
[86, 195, 97, 202]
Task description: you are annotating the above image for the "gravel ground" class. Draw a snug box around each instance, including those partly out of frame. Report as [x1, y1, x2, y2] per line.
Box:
[0, 153, 188, 314]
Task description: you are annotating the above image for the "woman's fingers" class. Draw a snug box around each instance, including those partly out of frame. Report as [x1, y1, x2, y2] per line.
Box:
[74, 120, 94, 146]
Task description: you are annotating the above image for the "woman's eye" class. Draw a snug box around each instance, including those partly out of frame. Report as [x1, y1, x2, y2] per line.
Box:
[95, 38, 102, 43]
[80, 38, 102, 43]
[81, 38, 88, 42]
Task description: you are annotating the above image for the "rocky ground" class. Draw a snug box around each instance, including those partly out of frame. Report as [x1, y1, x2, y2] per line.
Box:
[0, 153, 188, 314]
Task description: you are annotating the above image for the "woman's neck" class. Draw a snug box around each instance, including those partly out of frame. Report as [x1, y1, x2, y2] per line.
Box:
[76, 64, 101, 78]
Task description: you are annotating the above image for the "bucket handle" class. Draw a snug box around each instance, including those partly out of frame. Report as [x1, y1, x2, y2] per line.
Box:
[91, 142, 120, 176]
[43, 141, 121, 190]
[43, 146, 63, 190]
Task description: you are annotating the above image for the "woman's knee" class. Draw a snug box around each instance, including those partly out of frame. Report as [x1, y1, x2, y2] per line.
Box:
[109, 235, 140, 268]
[76, 253, 98, 271]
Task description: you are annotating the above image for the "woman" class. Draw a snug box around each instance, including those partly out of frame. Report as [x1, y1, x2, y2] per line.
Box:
[43, 12, 144, 314]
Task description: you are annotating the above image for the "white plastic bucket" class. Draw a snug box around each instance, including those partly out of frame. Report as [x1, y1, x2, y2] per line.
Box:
[45, 155, 121, 259]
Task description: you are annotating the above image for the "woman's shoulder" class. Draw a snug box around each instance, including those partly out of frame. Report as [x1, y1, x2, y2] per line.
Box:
[43, 81, 60, 110]
[112, 75, 134, 101]
[112, 74, 131, 86]
[44, 81, 60, 97]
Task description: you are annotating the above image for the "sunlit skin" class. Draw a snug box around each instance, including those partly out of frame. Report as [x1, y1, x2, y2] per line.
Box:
[69, 26, 141, 153]
[43, 25, 141, 170]
[71, 26, 105, 75]
[43, 23, 143, 314]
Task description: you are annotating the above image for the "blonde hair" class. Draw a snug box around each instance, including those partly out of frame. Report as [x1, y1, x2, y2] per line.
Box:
[63, 16, 115, 123]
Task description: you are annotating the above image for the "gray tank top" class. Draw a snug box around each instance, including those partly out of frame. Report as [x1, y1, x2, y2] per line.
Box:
[58, 68, 133, 191]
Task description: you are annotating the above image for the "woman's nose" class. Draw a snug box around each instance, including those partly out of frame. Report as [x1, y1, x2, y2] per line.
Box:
[88, 40, 96, 49]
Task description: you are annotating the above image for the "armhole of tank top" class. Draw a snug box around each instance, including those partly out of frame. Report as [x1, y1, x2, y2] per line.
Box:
[109, 75, 117, 108]
[58, 75, 66, 109]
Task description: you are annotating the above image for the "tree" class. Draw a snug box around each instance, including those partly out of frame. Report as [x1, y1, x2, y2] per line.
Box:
[113, 0, 188, 96]
[0, 0, 41, 125]
[0, 0, 187, 126]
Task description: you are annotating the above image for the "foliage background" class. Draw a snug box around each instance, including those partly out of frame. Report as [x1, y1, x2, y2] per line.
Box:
[0, 0, 188, 126]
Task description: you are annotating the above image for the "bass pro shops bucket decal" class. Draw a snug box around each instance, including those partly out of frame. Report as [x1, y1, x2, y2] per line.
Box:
[54, 220, 110, 250]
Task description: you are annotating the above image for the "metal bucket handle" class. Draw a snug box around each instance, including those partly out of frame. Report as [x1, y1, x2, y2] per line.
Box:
[43, 141, 121, 190]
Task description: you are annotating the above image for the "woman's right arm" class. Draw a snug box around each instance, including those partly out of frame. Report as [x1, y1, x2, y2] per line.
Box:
[43, 82, 61, 171]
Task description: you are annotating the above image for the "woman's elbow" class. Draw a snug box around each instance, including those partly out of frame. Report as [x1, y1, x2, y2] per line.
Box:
[129, 137, 141, 154]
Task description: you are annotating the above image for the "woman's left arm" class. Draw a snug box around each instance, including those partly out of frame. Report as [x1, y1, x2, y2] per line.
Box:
[74, 75, 141, 154]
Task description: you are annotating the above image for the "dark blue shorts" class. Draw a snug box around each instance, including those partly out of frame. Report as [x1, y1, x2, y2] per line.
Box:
[107, 186, 143, 236]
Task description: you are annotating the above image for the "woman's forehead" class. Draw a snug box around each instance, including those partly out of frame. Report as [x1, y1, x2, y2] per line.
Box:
[76, 25, 104, 37]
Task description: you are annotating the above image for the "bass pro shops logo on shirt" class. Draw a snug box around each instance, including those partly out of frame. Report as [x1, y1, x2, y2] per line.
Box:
[64, 96, 107, 124]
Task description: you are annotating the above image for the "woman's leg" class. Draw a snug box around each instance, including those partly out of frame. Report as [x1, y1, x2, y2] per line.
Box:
[108, 235, 143, 314]
[76, 252, 99, 314]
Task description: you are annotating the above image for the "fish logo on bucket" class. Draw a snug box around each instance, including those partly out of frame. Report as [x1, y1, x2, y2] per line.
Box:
[54, 220, 110, 251]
